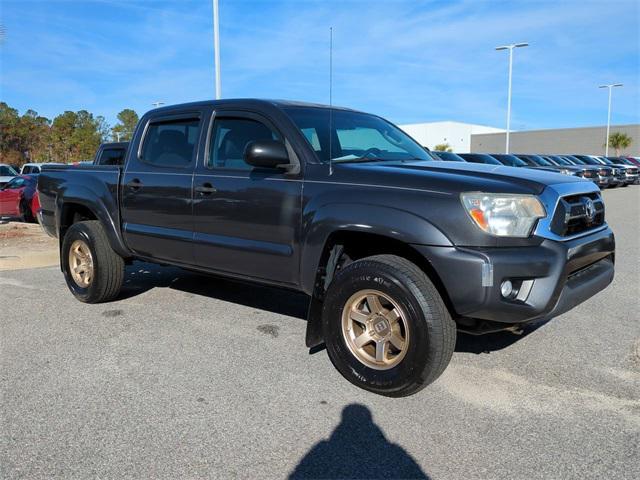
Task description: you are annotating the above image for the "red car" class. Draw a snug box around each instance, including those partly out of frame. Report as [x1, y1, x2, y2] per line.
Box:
[0, 175, 40, 222]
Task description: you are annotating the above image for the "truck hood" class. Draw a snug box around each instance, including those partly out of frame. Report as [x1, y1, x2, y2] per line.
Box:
[336, 160, 589, 196]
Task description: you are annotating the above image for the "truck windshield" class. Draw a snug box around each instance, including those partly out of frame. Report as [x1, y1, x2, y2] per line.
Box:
[491, 154, 527, 167]
[575, 156, 599, 165]
[458, 154, 502, 165]
[527, 155, 553, 166]
[564, 156, 585, 165]
[0, 165, 18, 176]
[433, 151, 465, 162]
[549, 156, 571, 166]
[283, 107, 432, 163]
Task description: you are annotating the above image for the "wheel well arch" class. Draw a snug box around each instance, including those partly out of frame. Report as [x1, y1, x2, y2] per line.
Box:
[59, 202, 97, 239]
[305, 229, 456, 348]
[321, 230, 453, 306]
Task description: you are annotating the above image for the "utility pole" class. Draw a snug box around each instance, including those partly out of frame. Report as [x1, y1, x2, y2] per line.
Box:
[495, 43, 529, 153]
[598, 83, 623, 156]
[213, 0, 221, 99]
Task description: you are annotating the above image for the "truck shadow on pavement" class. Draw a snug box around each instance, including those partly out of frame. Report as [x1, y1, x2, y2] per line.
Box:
[455, 320, 549, 354]
[119, 261, 310, 320]
[289, 403, 429, 480]
[119, 262, 544, 354]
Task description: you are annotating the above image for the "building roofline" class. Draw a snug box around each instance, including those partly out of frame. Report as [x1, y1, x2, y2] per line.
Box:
[472, 123, 639, 136]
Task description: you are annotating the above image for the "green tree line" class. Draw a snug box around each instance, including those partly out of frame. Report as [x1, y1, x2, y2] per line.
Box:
[0, 102, 138, 167]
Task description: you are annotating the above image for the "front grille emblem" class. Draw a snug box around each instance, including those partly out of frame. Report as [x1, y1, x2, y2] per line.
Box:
[583, 197, 596, 223]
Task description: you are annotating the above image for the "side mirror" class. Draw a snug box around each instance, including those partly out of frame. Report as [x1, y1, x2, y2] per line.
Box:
[244, 140, 290, 169]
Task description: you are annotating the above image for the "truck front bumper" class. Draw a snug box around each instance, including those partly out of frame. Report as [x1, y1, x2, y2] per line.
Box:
[413, 227, 615, 324]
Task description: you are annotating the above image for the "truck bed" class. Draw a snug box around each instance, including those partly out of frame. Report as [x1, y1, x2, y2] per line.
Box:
[38, 164, 122, 240]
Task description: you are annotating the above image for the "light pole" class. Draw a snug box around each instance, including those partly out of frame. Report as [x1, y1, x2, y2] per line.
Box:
[598, 83, 623, 156]
[495, 42, 528, 153]
[213, 0, 221, 99]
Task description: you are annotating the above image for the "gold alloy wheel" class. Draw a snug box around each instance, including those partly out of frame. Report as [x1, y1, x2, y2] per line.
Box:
[68, 239, 94, 288]
[341, 289, 410, 370]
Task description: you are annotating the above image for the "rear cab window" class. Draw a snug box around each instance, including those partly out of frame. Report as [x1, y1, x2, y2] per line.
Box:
[97, 148, 126, 166]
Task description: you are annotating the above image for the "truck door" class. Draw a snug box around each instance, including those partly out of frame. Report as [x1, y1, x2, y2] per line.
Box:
[120, 111, 204, 265]
[192, 110, 302, 285]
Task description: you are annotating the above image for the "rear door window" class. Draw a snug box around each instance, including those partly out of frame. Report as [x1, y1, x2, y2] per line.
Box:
[140, 118, 201, 168]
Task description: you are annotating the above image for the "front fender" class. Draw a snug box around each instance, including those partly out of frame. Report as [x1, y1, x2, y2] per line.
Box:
[299, 202, 452, 294]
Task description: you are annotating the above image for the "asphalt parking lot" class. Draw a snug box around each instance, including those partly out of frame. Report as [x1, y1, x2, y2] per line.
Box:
[1, 187, 639, 479]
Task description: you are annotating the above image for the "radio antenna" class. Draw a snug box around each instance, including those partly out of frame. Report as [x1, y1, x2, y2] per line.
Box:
[328, 26, 334, 175]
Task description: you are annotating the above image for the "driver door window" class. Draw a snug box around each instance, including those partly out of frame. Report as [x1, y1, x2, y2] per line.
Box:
[208, 117, 280, 171]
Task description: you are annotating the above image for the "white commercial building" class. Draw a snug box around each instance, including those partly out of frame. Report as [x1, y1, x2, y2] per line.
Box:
[399, 121, 505, 153]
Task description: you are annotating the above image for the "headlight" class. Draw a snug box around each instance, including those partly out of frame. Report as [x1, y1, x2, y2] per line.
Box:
[559, 169, 572, 175]
[460, 193, 546, 237]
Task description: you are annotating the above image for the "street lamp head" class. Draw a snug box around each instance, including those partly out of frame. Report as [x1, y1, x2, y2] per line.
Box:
[598, 83, 624, 88]
[496, 42, 529, 51]
[613, 83, 623, 87]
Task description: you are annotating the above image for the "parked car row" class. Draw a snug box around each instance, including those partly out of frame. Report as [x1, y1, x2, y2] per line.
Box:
[431, 151, 640, 188]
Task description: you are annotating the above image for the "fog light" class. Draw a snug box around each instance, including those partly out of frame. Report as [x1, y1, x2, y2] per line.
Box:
[501, 280, 514, 298]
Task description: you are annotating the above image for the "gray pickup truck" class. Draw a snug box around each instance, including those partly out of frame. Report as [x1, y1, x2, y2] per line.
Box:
[38, 99, 615, 396]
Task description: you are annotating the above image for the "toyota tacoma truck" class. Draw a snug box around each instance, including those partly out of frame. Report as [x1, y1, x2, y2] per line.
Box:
[38, 99, 615, 397]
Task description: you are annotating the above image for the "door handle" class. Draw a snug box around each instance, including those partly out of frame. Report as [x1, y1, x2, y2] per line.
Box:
[195, 183, 217, 195]
[127, 178, 143, 191]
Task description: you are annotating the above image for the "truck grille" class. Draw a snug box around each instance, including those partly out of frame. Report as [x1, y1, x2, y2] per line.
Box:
[612, 168, 626, 179]
[626, 167, 638, 175]
[549, 192, 605, 237]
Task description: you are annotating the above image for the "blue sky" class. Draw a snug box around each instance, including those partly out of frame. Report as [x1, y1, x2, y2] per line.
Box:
[1, 0, 638, 130]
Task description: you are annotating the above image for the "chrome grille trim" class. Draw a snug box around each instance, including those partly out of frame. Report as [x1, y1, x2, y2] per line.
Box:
[534, 182, 608, 242]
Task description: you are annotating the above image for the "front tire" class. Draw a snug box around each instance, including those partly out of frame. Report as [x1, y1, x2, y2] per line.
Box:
[61, 220, 124, 303]
[322, 254, 456, 397]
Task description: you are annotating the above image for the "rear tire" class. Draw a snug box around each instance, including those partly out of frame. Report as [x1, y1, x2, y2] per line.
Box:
[322, 254, 456, 397]
[61, 220, 124, 303]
